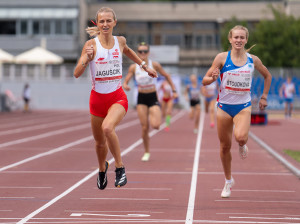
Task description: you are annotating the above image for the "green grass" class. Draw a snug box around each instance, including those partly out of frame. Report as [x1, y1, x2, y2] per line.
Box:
[283, 149, 300, 163]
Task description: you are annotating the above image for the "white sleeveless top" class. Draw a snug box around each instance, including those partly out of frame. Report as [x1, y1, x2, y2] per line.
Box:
[218, 51, 254, 104]
[135, 59, 157, 90]
[89, 36, 122, 94]
[283, 82, 295, 99]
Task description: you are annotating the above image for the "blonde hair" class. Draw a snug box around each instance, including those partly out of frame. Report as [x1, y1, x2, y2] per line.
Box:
[228, 25, 256, 52]
[86, 7, 117, 38]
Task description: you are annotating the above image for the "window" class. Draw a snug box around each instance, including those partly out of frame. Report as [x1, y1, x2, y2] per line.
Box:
[195, 35, 203, 49]
[66, 20, 73, 34]
[43, 20, 51, 35]
[20, 20, 27, 35]
[0, 21, 16, 35]
[185, 35, 192, 49]
[33, 20, 40, 34]
[164, 34, 182, 46]
[55, 20, 62, 34]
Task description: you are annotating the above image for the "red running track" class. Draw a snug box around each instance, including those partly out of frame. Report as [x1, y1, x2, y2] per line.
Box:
[0, 109, 299, 224]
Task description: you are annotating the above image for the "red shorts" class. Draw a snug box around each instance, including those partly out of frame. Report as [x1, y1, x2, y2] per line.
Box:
[162, 97, 171, 103]
[89, 88, 128, 118]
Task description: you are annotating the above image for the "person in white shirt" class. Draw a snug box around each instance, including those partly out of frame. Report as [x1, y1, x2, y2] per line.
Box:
[280, 76, 295, 119]
[74, 7, 157, 190]
[123, 42, 177, 161]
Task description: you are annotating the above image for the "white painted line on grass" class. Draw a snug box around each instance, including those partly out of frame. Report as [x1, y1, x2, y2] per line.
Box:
[249, 131, 300, 178]
[185, 108, 205, 224]
[16, 111, 185, 224]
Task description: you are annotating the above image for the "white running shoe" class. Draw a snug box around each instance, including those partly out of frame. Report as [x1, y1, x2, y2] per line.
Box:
[141, 153, 150, 161]
[221, 178, 235, 198]
[239, 145, 248, 160]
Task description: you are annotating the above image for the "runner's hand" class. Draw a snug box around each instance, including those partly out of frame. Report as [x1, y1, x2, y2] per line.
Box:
[145, 67, 157, 78]
[86, 45, 94, 61]
[123, 83, 131, 91]
[259, 98, 267, 110]
[211, 67, 220, 81]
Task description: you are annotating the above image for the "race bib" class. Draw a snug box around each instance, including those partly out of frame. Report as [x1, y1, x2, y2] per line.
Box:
[225, 70, 251, 95]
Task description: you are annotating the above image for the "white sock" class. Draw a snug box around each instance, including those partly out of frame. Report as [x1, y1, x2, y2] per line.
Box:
[239, 145, 246, 150]
[225, 178, 232, 184]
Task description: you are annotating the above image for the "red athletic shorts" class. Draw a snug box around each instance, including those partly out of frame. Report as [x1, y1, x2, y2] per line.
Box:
[89, 87, 128, 118]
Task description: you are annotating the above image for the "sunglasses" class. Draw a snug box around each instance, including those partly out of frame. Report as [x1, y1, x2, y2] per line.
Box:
[138, 50, 149, 54]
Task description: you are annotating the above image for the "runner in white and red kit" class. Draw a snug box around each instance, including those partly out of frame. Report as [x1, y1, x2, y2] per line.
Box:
[74, 7, 157, 190]
[202, 25, 272, 198]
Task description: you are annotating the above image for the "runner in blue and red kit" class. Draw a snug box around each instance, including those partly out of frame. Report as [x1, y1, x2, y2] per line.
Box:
[202, 25, 272, 198]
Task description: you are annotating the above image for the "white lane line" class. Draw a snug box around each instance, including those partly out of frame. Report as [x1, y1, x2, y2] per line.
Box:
[213, 189, 295, 193]
[1, 218, 298, 223]
[0, 186, 52, 189]
[230, 216, 300, 220]
[65, 210, 164, 213]
[215, 199, 300, 204]
[0, 197, 34, 199]
[4, 218, 299, 223]
[0, 112, 84, 129]
[0, 118, 87, 136]
[2, 171, 292, 176]
[70, 213, 151, 217]
[80, 198, 169, 201]
[16, 111, 185, 224]
[249, 131, 300, 178]
[217, 213, 300, 217]
[0, 119, 140, 173]
[0, 123, 91, 149]
[104, 188, 172, 191]
[185, 107, 205, 224]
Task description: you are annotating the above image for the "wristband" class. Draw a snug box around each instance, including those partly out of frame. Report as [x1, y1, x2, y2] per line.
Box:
[260, 96, 267, 101]
[140, 61, 146, 68]
[172, 90, 177, 93]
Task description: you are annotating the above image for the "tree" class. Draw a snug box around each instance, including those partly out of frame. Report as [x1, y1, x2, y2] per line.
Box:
[221, 6, 300, 67]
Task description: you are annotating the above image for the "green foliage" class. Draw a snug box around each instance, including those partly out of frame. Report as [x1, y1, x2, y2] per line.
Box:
[221, 5, 300, 67]
[284, 149, 300, 163]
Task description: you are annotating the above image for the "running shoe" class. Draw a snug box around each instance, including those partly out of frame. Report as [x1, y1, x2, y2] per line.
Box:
[115, 167, 127, 188]
[239, 145, 248, 160]
[221, 178, 235, 198]
[141, 152, 150, 161]
[97, 161, 109, 190]
[210, 123, 215, 128]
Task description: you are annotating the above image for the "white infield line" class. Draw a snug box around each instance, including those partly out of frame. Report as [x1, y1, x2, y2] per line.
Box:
[249, 131, 300, 178]
[185, 108, 205, 224]
[0, 119, 139, 173]
[16, 111, 185, 224]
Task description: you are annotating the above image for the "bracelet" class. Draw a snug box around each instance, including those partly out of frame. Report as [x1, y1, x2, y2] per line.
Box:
[172, 90, 177, 93]
[260, 96, 267, 100]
